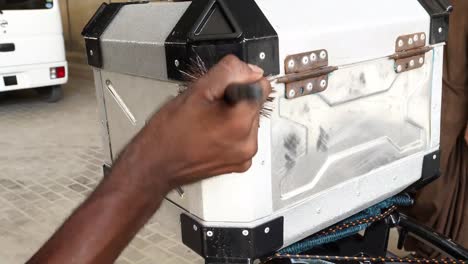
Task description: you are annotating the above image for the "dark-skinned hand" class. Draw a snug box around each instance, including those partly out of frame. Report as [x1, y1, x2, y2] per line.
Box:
[119, 55, 272, 193]
[28, 55, 272, 264]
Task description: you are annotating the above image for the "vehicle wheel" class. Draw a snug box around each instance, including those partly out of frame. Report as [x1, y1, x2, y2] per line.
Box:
[36, 85, 63, 103]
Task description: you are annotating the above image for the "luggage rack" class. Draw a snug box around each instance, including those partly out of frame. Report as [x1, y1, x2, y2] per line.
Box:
[263, 205, 468, 264]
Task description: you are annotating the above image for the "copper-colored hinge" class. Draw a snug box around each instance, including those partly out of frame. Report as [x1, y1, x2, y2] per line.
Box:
[392, 32, 432, 73]
[281, 49, 337, 99]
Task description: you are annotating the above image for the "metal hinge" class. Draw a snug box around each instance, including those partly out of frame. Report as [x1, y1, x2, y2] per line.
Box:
[278, 49, 338, 100]
[391, 32, 432, 73]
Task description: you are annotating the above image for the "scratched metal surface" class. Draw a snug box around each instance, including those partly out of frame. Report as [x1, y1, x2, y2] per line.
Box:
[271, 52, 433, 210]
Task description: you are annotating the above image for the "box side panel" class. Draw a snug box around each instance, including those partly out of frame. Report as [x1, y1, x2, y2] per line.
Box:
[272, 52, 433, 209]
[93, 69, 112, 166]
[99, 71, 206, 216]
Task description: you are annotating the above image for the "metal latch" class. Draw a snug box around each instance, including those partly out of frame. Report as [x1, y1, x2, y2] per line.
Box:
[278, 49, 338, 100]
[391, 32, 432, 73]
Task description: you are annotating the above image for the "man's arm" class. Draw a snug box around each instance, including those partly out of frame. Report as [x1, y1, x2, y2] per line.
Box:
[27, 55, 271, 264]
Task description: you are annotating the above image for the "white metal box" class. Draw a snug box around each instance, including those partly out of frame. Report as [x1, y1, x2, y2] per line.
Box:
[83, 0, 449, 262]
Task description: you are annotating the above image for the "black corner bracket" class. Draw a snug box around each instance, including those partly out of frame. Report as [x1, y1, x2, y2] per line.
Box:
[165, 0, 280, 81]
[81, 1, 149, 68]
[406, 149, 441, 192]
[181, 214, 284, 263]
[417, 0, 453, 44]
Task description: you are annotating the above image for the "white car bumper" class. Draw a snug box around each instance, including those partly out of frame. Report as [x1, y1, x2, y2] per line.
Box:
[0, 61, 68, 92]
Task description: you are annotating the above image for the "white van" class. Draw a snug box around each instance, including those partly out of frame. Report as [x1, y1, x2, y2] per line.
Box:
[0, 0, 67, 102]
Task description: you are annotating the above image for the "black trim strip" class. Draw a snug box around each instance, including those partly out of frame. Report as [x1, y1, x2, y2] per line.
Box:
[417, 0, 453, 44]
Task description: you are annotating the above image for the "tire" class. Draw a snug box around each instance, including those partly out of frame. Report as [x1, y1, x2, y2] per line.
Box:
[36, 85, 63, 103]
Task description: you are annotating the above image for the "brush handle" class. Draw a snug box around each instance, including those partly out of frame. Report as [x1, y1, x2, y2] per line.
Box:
[224, 83, 263, 105]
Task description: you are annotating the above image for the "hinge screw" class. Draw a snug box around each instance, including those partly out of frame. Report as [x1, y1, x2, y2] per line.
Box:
[398, 40, 404, 47]
[421, 34, 426, 41]
[174, 60, 180, 67]
[242, 230, 249, 236]
[310, 53, 317, 61]
[413, 34, 419, 42]
[207, 231, 213, 237]
[288, 59, 295, 69]
[288, 89, 296, 98]
[90, 50, 94, 56]
[320, 50, 327, 59]
[193, 225, 198, 231]
[264, 227, 270, 234]
[419, 57, 424, 65]
[307, 82, 313, 91]
[397, 65, 403, 73]
[259, 52, 266, 60]
[408, 38, 414, 45]
[320, 79, 327, 88]
[409, 60, 415, 67]
[302, 56, 309, 65]
[433, 155, 437, 160]
[438, 27, 443, 34]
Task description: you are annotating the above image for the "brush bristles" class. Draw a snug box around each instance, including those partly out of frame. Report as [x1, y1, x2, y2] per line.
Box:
[178, 54, 276, 119]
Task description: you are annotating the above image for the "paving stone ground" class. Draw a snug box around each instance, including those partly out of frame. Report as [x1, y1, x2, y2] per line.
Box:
[0, 77, 202, 264]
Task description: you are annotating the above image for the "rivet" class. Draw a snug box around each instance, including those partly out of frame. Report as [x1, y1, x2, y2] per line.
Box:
[288, 59, 295, 68]
[320, 79, 327, 88]
[174, 60, 180, 67]
[288, 89, 296, 98]
[207, 231, 213, 237]
[398, 40, 404, 47]
[421, 34, 426, 41]
[433, 155, 437, 160]
[310, 53, 317, 61]
[259, 52, 266, 60]
[193, 225, 198, 231]
[414, 34, 419, 42]
[264, 227, 270, 234]
[306, 82, 313, 91]
[408, 38, 414, 45]
[397, 65, 403, 72]
[419, 57, 424, 64]
[320, 50, 327, 59]
[438, 27, 443, 33]
[302, 56, 309, 65]
[410, 60, 415, 67]
[242, 230, 249, 236]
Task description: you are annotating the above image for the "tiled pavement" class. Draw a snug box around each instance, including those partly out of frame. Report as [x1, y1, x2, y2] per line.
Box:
[0, 77, 203, 264]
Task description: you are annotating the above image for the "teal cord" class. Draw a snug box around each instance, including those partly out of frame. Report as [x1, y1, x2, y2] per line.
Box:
[279, 194, 413, 254]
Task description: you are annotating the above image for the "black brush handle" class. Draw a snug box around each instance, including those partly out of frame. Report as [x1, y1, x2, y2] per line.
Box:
[224, 83, 263, 105]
